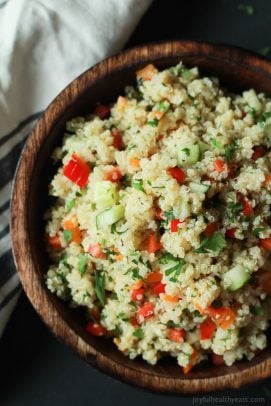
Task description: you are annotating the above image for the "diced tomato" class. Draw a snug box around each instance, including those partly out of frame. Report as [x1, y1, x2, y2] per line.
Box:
[151, 282, 166, 295]
[225, 228, 237, 238]
[168, 167, 186, 184]
[136, 302, 154, 324]
[146, 272, 163, 284]
[211, 353, 225, 366]
[63, 154, 90, 188]
[105, 166, 123, 182]
[155, 207, 164, 221]
[48, 234, 62, 249]
[111, 128, 123, 150]
[88, 243, 106, 259]
[204, 221, 218, 238]
[207, 306, 236, 330]
[214, 159, 225, 172]
[259, 238, 271, 251]
[94, 104, 110, 119]
[147, 232, 162, 254]
[199, 317, 216, 340]
[167, 328, 185, 343]
[240, 197, 253, 217]
[131, 288, 145, 302]
[85, 321, 106, 336]
[170, 219, 182, 232]
[252, 146, 266, 161]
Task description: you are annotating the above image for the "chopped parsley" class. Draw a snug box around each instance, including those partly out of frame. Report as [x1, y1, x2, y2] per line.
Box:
[238, 4, 254, 16]
[132, 178, 146, 193]
[63, 229, 72, 243]
[133, 328, 144, 340]
[159, 253, 186, 282]
[195, 232, 226, 254]
[252, 227, 266, 236]
[78, 254, 88, 276]
[94, 271, 105, 306]
[122, 174, 131, 187]
[225, 140, 237, 162]
[258, 111, 271, 128]
[156, 100, 170, 112]
[163, 210, 175, 220]
[147, 118, 159, 127]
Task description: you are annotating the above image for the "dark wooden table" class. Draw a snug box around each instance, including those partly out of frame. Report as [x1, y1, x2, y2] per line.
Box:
[2, 0, 271, 404]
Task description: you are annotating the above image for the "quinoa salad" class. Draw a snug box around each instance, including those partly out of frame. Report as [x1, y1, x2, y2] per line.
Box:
[45, 62, 271, 373]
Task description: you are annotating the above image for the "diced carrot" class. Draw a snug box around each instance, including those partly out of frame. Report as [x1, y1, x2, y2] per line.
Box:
[153, 111, 164, 120]
[70, 226, 82, 244]
[204, 221, 218, 238]
[63, 217, 77, 230]
[146, 272, 163, 284]
[105, 166, 123, 182]
[129, 157, 141, 169]
[207, 306, 236, 330]
[147, 232, 162, 254]
[214, 159, 226, 172]
[131, 279, 144, 290]
[117, 96, 128, 111]
[259, 238, 271, 251]
[136, 64, 158, 81]
[182, 348, 199, 374]
[162, 294, 179, 303]
[194, 302, 206, 315]
[115, 254, 124, 261]
[264, 174, 271, 187]
[48, 234, 62, 249]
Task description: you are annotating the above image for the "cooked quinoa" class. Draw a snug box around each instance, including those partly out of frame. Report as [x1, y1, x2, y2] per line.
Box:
[45, 62, 271, 372]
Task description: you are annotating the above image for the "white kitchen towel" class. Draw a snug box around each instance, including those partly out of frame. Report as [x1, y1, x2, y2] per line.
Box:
[0, 0, 152, 337]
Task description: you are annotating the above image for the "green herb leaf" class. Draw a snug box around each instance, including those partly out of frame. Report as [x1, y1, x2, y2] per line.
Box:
[133, 328, 144, 339]
[163, 210, 175, 220]
[63, 230, 72, 242]
[94, 271, 105, 306]
[252, 227, 266, 236]
[156, 100, 170, 112]
[195, 232, 226, 254]
[238, 4, 254, 16]
[132, 179, 146, 193]
[122, 174, 131, 187]
[147, 118, 159, 127]
[78, 254, 88, 276]
[258, 111, 271, 128]
[65, 199, 75, 212]
[225, 140, 237, 162]
[250, 305, 264, 316]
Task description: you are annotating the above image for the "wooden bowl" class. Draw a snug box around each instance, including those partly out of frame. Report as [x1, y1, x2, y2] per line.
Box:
[10, 40, 271, 394]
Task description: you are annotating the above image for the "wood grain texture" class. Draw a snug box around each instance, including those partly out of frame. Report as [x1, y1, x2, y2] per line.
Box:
[10, 41, 271, 394]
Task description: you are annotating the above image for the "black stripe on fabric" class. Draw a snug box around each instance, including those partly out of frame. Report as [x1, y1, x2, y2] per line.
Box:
[0, 224, 9, 240]
[0, 250, 16, 287]
[0, 136, 28, 189]
[0, 200, 9, 215]
[0, 284, 21, 311]
[0, 111, 42, 147]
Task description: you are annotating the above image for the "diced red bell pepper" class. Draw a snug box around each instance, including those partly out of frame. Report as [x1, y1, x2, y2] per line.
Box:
[147, 232, 162, 254]
[200, 317, 216, 340]
[225, 228, 237, 238]
[252, 146, 266, 161]
[94, 104, 110, 119]
[131, 288, 145, 302]
[167, 167, 186, 184]
[146, 272, 163, 284]
[259, 238, 271, 251]
[240, 197, 253, 217]
[136, 302, 154, 324]
[211, 353, 225, 366]
[151, 282, 166, 295]
[167, 328, 185, 343]
[111, 128, 123, 150]
[204, 221, 218, 238]
[85, 321, 106, 336]
[170, 219, 182, 232]
[88, 243, 106, 259]
[105, 166, 123, 182]
[63, 154, 90, 188]
[48, 234, 62, 249]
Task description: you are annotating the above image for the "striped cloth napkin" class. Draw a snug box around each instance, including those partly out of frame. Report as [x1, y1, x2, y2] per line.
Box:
[0, 0, 152, 337]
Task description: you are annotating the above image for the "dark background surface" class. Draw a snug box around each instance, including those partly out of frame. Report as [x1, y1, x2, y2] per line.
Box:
[2, 0, 271, 405]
